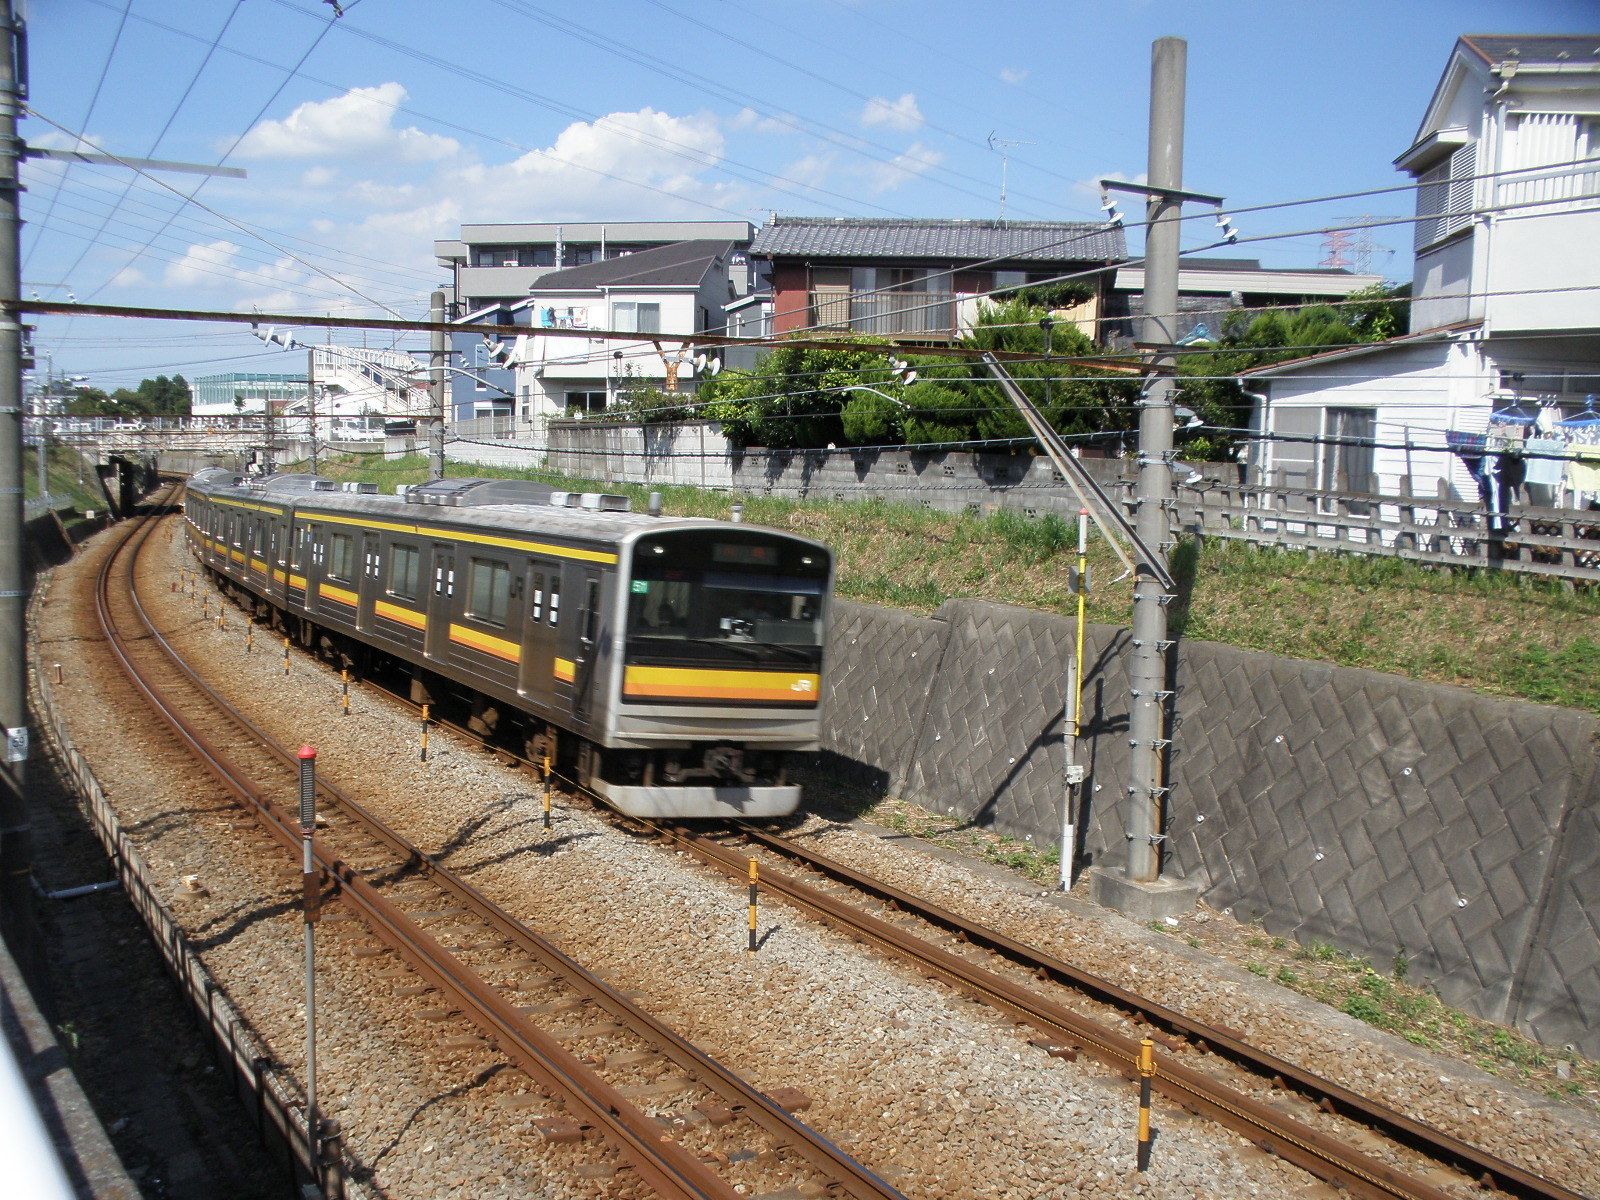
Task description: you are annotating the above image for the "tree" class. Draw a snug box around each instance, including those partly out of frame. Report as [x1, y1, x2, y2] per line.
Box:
[1172, 288, 1408, 460]
[697, 339, 901, 448]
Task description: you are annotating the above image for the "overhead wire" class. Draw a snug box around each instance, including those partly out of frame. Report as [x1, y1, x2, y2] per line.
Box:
[51, 1, 248, 294]
[20, 0, 131, 272]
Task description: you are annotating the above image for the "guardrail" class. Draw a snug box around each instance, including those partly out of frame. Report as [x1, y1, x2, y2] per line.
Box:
[1168, 479, 1600, 584]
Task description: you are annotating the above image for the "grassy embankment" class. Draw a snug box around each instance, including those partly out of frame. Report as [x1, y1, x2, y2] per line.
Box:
[316, 453, 1600, 716]
[304, 453, 1600, 1101]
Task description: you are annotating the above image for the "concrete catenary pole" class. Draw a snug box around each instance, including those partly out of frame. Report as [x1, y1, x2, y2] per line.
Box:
[1125, 37, 1186, 885]
[305, 346, 318, 476]
[0, 0, 31, 941]
[428, 290, 447, 480]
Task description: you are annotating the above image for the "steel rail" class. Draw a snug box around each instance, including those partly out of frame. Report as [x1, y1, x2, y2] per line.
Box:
[732, 826, 1591, 1200]
[171, 486, 1586, 1200]
[94, 501, 745, 1200]
[148, 539, 905, 1200]
[644, 820, 1568, 1200]
[346, 682, 1558, 1200]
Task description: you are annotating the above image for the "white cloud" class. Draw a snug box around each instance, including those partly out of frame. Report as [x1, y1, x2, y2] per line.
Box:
[1075, 169, 1147, 204]
[859, 93, 923, 133]
[999, 66, 1028, 85]
[864, 142, 945, 193]
[729, 107, 793, 135]
[235, 83, 461, 162]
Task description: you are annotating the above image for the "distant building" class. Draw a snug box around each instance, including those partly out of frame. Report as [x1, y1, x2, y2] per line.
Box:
[1105, 257, 1384, 344]
[192, 372, 307, 417]
[434, 220, 755, 313]
[748, 216, 1127, 341]
[449, 240, 744, 431]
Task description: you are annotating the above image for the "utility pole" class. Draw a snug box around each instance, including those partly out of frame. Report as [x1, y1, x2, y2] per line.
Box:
[0, 0, 28, 943]
[1087, 36, 1202, 920]
[305, 346, 318, 476]
[428, 290, 446, 480]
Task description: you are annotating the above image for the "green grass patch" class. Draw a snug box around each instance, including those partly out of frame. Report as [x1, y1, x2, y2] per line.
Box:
[306, 452, 1600, 715]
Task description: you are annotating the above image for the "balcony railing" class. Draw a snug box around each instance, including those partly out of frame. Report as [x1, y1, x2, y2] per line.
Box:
[810, 290, 956, 337]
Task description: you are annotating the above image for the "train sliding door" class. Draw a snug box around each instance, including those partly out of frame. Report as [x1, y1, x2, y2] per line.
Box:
[424, 545, 455, 661]
[570, 567, 603, 722]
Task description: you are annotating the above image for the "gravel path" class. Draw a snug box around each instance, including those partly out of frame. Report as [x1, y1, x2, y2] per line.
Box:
[33, 516, 1600, 1199]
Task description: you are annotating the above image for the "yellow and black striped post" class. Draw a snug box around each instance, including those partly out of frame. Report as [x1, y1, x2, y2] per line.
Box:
[541, 755, 552, 829]
[1136, 1036, 1155, 1171]
[419, 703, 430, 762]
[746, 858, 759, 955]
[246, 623, 254, 654]
[283, 635, 291, 676]
[340, 669, 351, 716]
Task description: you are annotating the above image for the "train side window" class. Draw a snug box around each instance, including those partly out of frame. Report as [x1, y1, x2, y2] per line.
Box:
[548, 574, 560, 626]
[582, 580, 600, 645]
[389, 543, 420, 600]
[530, 571, 544, 622]
[466, 557, 511, 626]
[327, 533, 354, 582]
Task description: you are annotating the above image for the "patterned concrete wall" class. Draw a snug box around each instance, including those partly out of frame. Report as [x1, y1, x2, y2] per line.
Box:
[821, 597, 1600, 1054]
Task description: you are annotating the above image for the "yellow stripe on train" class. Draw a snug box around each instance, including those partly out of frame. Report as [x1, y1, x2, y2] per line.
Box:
[449, 623, 520, 663]
[623, 666, 820, 703]
[554, 657, 575, 683]
[375, 600, 426, 630]
[321, 584, 359, 608]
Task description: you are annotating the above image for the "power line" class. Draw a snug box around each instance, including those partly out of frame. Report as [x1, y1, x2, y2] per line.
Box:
[78, 8, 345, 305]
[19, 0, 131, 273]
[50, 1, 247, 294]
[25, 107, 409, 318]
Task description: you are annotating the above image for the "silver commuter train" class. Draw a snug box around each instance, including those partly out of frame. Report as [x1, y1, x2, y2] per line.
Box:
[183, 468, 833, 818]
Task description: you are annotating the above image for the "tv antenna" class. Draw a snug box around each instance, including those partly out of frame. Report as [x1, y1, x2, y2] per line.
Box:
[987, 132, 1035, 221]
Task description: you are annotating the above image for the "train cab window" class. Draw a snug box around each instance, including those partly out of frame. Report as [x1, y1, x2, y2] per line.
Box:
[466, 558, 511, 626]
[327, 533, 355, 582]
[530, 571, 544, 621]
[626, 532, 828, 670]
[389, 543, 420, 600]
[548, 575, 560, 626]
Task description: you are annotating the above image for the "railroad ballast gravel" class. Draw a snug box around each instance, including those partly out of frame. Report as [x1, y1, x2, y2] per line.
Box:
[35, 519, 1600, 1198]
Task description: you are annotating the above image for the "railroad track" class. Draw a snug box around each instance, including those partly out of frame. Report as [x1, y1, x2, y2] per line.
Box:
[173, 494, 1591, 1200]
[98, 494, 907, 1200]
[284, 583, 1588, 1200]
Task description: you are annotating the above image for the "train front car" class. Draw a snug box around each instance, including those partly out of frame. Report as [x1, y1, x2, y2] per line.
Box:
[593, 525, 832, 818]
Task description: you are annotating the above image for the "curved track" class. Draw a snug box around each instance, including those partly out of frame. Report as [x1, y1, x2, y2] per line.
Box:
[176, 492, 1592, 1200]
[99, 495, 906, 1200]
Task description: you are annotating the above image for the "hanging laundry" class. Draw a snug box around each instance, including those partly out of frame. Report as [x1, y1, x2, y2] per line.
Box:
[1568, 444, 1600, 494]
[1523, 435, 1569, 499]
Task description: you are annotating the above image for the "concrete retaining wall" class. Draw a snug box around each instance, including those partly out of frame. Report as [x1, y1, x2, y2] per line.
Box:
[821, 597, 1600, 1054]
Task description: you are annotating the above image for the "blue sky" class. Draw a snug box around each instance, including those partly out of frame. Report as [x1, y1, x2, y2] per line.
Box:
[19, 0, 1599, 389]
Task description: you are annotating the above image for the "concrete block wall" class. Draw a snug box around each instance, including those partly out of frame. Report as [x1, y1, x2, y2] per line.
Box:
[821, 597, 1600, 1054]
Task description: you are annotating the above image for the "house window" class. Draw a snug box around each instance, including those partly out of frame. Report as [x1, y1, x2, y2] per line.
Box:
[389, 542, 420, 601]
[1414, 141, 1477, 250]
[566, 391, 606, 413]
[466, 558, 511, 626]
[1321, 408, 1376, 511]
[612, 302, 660, 333]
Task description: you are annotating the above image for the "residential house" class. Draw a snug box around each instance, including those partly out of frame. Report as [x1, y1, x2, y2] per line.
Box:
[747, 216, 1128, 342]
[434, 220, 754, 313]
[1241, 34, 1600, 503]
[1105, 257, 1384, 344]
[449, 239, 744, 433]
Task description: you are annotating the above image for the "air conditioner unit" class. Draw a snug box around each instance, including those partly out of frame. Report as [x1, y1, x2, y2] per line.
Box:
[341, 481, 377, 494]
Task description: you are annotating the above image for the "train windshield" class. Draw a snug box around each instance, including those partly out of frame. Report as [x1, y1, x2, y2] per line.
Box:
[626, 530, 830, 668]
